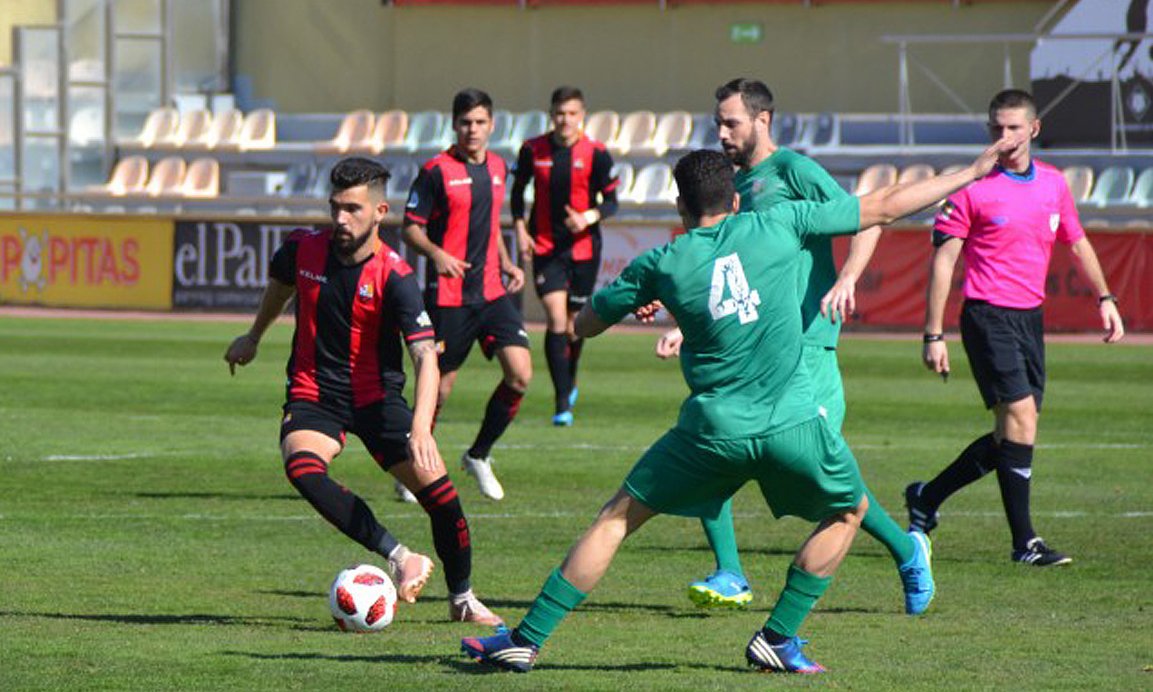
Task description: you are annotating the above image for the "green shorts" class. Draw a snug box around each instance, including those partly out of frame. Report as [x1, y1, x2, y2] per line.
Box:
[623, 417, 865, 523]
[804, 345, 845, 432]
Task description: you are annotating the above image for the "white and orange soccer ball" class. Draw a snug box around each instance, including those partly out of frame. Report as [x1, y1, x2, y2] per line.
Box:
[328, 564, 397, 632]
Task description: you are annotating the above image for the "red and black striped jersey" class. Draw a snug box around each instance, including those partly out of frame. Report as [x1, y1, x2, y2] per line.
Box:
[404, 146, 509, 307]
[510, 133, 619, 261]
[269, 228, 434, 410]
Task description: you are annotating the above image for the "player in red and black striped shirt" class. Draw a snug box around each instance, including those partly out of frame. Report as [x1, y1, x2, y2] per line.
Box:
[403, 88, 532, 502]
[224, 158, 501, 625]
[511, 86, 619, 426]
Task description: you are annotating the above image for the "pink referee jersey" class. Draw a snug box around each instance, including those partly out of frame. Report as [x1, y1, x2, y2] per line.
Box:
[934, 161, 1085, 310]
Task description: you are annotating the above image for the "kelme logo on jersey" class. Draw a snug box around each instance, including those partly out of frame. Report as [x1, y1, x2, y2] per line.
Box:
[416, 311, 432, 327]
[938, 200, 955, 221]
[492, 175, 503, 186]
[358, 284, 374, 301]
[299, 269, 327, 284]
[1049, 213, 1060, 233]
[406, 190, 419, 208]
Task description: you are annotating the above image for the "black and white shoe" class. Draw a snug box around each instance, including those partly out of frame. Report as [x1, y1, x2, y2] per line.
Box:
[1012, 537, 1072, 566]
[905, 481, 939, 534]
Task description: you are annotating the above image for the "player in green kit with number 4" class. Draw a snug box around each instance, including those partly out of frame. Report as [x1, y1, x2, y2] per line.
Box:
[461, 133, 1019, 674]
[656, 79, 932, 615]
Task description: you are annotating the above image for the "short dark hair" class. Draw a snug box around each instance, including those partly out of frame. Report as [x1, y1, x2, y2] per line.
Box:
[715, 78, 774, 118]
[452, 87, 494, 122]
[674, 150, 735, 220]
[550, 86, 585, 109]
[330, 157, 389, 196]
[988, 88, 1037, 120]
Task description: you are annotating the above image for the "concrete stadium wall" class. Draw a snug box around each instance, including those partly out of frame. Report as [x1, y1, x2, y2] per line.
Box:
[233, 1, 1053, 114]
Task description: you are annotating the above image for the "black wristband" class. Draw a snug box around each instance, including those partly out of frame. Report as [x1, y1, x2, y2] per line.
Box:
[1097, 294, 1118, 306]
[923, 333, 944, 343]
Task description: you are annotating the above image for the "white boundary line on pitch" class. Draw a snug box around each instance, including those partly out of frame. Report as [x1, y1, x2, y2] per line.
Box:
[1, 510, 1150, 522]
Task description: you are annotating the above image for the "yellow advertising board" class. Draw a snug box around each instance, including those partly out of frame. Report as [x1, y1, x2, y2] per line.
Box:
[0, 214, 174, 309]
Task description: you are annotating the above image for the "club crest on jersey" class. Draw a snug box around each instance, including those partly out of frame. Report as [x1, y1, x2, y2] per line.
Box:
[1049, 213, 1060, 233]
[358, 284, 374, 301]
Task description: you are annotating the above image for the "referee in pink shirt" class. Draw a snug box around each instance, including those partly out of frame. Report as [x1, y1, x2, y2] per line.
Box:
[905, 89, 1125, 566]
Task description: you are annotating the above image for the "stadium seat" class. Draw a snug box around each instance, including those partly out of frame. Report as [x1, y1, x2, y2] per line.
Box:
[402, 111, 445, 152]
[145, 156, 187, 196]
[488, 110, 516, 155]
[92, 156, 149, 196]
[1062, 165, 1094, 202]
[772, 112, 799, 147]
[386, 159, 420, 202]
[807, 112, 840, 149]
[187, 109, 242, 150]
[156, 109, 212, 150]
[371, 109, 409, 152]
[280, 161, 316, 197]
[897, 163, 935, 185]
[509, 110, 548, 153]
[181, 157, 220, 198]
[623, 162, 672, 204]
[939, 163, 967, 176]
[1128, 167, 1153, 207]
[633, 110, 692, 157]
[611, 162, 635, 201]
[686, 113, 720, 151]
[584, 110, 620, 145]
[316, 109, 375, 154]
[610, 110, 657, 156]
[854, 163, 898, 196]
[1087, 166, 1134, 207]
[240, 108, 277, 150]
[311, 159, 338, 198]
[132, 106, 180, 147]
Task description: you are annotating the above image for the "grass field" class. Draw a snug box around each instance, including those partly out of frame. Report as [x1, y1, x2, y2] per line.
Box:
[1, 315, 1151, 690]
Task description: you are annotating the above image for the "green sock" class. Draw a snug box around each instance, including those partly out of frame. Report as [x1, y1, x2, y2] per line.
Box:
[764, 564, 832, 638]
[860, 487, 916, 565]
[700, 497, 744, 576]
[515, 568, 588, 648]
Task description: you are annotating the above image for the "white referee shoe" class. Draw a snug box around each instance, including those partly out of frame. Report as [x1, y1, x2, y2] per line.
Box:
[461, 452, 505, 500]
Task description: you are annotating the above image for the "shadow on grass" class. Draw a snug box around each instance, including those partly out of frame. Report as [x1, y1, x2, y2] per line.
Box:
[0, 610, 314, 627]
[224, 651, 451, 665]
[131, 491, 299, 501]
[258, 589, 321, 599]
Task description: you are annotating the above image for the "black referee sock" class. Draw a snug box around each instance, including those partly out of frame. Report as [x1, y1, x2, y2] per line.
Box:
[994, 440, 1037, 550]
[545, 331, 574, 414]
[468, 381, 525, 459]
[284, 451, 399, 556]
[922, 433, 997, 509]
[416, 475, 472, 594]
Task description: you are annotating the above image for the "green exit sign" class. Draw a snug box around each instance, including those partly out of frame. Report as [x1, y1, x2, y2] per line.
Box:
[730, 22, 763, 44]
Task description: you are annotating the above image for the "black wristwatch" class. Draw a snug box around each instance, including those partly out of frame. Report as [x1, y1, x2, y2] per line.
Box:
[923, 333, 945, 343]
[1097, 294, 1118, 306]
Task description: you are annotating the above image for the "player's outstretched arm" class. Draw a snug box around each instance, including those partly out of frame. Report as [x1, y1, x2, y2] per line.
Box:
[858, 134, 1020, 228]
[406, 338, 444, 473]
[224, 278, 295, 375]
[574, 303, 611, 338]
[821, 225, 882, 323]
[1069, 237, 1126, 343]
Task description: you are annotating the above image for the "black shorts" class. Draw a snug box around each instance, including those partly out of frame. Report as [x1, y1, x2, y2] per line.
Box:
[280, 398, 413, 468]
[960, 300, 1046, 411]
[532, 248, 601, 310]
[431, 294, 530, 373]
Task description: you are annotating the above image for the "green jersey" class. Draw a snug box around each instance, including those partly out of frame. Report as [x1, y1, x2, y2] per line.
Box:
[735, 147, 851, 348]
[591, 196, 861, 440]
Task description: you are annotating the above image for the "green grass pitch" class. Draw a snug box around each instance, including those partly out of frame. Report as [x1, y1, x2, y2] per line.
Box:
[1, 315, 1151, 690]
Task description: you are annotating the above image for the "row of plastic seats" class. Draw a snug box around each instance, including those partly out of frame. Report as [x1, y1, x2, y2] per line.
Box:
[127, 107, 276, 151]
[92, 155, 220, 197]
[1063, 165, 1153, 207]
[852, 162, 1153, 209]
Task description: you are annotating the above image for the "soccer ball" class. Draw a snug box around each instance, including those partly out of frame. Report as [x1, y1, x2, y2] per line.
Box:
[328, 564, 397, 632]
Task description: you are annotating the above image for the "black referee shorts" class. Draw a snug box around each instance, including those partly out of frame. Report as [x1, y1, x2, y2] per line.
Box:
[960, 300, 1046, 411]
